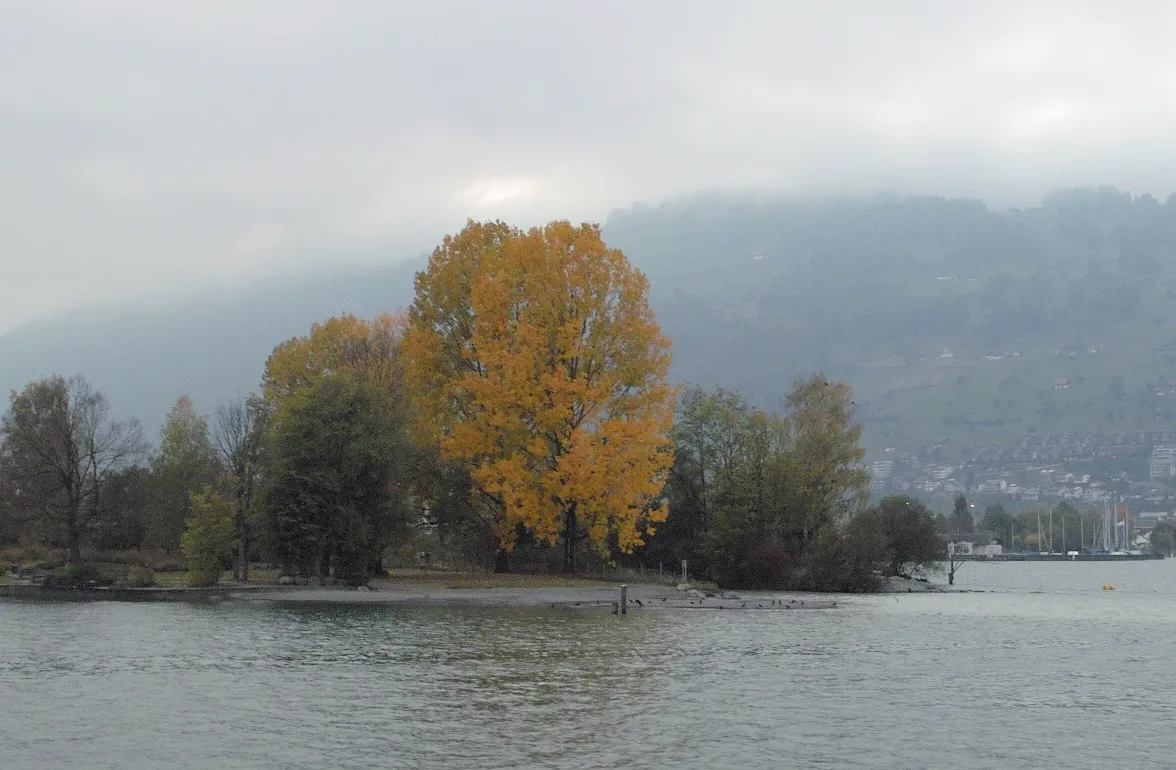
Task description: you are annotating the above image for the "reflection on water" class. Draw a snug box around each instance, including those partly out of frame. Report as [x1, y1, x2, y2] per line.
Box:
[4, 565, 1176, 769]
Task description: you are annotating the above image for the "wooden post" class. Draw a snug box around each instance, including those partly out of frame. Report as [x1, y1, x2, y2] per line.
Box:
[681, 559, 687, 584]
[620, 584, 628, 615]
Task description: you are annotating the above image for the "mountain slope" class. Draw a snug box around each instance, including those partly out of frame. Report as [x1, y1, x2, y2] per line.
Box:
[5, 187, 1176, 458]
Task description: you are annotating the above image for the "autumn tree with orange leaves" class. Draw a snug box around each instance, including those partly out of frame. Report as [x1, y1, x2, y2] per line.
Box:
[262, 312, 407, 420]
[403, 220, 676, 573]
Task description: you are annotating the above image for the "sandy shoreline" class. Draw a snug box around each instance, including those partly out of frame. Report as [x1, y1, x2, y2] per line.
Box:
[0, 581, 853, 609]
[237, 583, 845, 610]
[1, 572, 950, 607]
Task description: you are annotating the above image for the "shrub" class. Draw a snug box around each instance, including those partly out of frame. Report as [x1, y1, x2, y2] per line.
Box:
[180, 488, 234, 586]
[801, 523, 885, 593]
[41, 562, 111, 588]
[113, 565, 156, 588]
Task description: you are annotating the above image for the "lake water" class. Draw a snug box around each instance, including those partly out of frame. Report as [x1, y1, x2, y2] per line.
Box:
[4, 562, 1176, 769]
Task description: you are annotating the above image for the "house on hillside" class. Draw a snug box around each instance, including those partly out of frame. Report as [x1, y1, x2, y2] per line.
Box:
[1149, 446, 1176, 479]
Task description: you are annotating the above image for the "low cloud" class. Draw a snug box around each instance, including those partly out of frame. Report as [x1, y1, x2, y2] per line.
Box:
[2, 0, 1175, 331]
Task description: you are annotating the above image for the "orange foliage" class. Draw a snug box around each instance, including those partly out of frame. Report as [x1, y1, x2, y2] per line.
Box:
[403, 220, 675, 553]
[262, 313, 406, 420]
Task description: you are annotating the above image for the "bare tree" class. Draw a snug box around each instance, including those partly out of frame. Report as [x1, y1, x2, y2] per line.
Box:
[1, 375, 146, 561]
[215, 395, 267, 581]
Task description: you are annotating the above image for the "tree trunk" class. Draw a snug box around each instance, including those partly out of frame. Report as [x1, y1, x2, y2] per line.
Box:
[319, 544, 332, 582]
[237, 521, 249, 583]
[67, 522, 82, 563]
[562, 505, 577, 574]
[66, 485, 83, 561]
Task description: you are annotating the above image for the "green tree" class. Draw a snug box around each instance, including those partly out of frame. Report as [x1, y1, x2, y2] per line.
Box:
[780, 376, 870, 544]
[980, 504, 1014, 538]
[181, 487, 235, 586]
[92, 466, 153, 551]
[863, 495, 945, 577]
[701, 376, 872, 591]
[1053, 501, 1082, 552]
[803, 517, 887, 593]
[1150, 520, 1176, 556]
[705, 409, 793, 588]
[949, 493, 974, 533]
[149, 396, 220, 553]
[648, 386, 750, 575]
[261, 372, 411, 585]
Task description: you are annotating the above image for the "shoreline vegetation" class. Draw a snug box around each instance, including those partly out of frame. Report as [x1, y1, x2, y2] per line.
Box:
[2, 221, 956, 597]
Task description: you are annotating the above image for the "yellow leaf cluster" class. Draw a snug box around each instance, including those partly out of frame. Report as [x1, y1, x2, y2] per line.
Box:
[404, 220, 676, 554]
[262, 312, 406, 421]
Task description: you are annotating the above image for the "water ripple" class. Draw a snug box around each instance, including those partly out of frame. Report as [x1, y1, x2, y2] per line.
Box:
[2, 584, 1176, 769]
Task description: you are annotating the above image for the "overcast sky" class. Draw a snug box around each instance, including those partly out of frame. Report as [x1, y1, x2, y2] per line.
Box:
[3, 0, 1176, 334]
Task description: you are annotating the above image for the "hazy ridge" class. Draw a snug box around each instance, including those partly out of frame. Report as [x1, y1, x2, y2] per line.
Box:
[5, 187, 1176, 459]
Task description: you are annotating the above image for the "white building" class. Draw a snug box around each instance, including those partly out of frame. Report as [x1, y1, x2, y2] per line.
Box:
[1149, 446, 1176, 479]
[974, 541, 1004, 557]
[947, 540, 973, 556]
[948, 538, 1003, 558]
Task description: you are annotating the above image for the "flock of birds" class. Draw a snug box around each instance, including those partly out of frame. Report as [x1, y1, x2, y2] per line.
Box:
[605, 596, 834, 613]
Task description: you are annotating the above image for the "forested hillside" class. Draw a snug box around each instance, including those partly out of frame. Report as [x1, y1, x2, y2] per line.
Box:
[605, 187, 1176, 457]
[5, 187, 1176, 459]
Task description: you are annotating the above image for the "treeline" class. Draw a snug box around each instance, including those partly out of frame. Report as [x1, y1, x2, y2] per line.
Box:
[636, 383, 943, 591]
[0, 318, 418, 587]
[0, 220, 945, 591]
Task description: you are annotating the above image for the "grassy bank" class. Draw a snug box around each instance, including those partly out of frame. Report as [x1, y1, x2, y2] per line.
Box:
[378, 569, 717, 590]
[379, 569, 616, 590]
